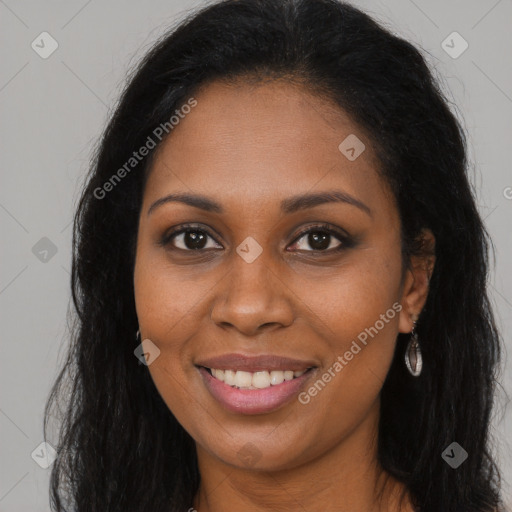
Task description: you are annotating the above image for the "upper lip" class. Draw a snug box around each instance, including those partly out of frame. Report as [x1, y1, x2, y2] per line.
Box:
[195, 353, 317, 372]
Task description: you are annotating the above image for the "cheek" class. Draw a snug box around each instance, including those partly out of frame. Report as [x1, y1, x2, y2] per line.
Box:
[133, 253, 204, 426]
[296, 246, 402, 407]
[304, 247, 402, 346]
[133, 241, 207, 340]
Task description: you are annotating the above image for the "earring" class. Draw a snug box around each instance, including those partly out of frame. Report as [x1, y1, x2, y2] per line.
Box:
[405, 319, 423, 377]
[135, 329, 141, 343]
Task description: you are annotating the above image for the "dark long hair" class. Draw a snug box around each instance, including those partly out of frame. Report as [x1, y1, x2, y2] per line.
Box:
[44, 0, 504, 510]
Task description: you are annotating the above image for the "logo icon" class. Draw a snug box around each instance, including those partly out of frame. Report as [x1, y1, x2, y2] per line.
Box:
[441, 441, 468, 469]
[236, 236, 263, 263]
[338, 134, 366, 161]
[32, 237, 58, 263]
[134, 338, 161, 366]
[31, 32, 59, 59]
[441, 32, 468, 59]
[31, 441, 57, 469]
[237, 442, 262, 467]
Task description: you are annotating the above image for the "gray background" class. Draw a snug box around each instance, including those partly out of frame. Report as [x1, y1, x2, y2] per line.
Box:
[1, 0, 511, 510]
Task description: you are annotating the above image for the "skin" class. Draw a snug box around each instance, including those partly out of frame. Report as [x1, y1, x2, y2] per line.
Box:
[133, 79, 435, 512]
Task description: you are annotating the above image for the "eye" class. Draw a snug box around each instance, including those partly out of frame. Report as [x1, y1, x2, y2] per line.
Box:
[161, 224, 222, 251]
[288, 224, 352, 253]
[160, 222, 354, 254]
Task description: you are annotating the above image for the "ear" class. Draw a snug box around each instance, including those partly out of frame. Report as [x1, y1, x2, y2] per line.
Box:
[398, 228, 436, 334]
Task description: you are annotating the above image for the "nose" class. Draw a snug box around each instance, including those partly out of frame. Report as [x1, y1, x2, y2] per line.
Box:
[210, 249, 294, 336]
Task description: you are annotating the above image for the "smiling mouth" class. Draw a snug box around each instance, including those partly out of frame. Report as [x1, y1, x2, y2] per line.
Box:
[200, 366, 315, 390]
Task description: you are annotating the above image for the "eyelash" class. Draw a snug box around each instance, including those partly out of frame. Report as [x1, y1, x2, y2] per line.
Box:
[159, 222, 354, 254]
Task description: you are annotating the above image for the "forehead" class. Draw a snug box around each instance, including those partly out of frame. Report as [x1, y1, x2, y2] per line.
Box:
[144, 80, 394, 217]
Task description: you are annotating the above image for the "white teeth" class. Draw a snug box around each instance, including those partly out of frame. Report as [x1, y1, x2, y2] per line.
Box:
[252, 371, 271, 389]
[234, 370, 253, 388]
[270, 370, 284, 385]
[212, 369, 224, 381]
[223, 369, 236, 386]
[208, 368, 309, 389]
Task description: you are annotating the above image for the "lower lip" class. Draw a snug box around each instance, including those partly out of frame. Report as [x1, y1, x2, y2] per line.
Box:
[198, 366, 315, 415]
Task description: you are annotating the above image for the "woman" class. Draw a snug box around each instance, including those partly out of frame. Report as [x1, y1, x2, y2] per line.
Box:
[44, 0, 505, 510]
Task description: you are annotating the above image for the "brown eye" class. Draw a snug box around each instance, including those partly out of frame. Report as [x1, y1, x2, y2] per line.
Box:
[161, 225, 222, 251]
[288, 224, 354, 253]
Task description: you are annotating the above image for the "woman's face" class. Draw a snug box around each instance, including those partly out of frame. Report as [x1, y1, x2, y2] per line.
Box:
[134, 80, 430, 472]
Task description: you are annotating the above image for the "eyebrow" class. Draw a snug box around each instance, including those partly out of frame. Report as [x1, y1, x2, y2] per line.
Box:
[147, 190, 372, 217]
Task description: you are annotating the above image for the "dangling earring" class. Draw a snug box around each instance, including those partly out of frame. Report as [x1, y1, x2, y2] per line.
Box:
[405, 320, 423, 377]
[135, 329, 141, 343]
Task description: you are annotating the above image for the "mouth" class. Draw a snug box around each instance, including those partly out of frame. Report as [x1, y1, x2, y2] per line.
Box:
[196, 365, 317, 415]
[200, 366, 314, 389]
